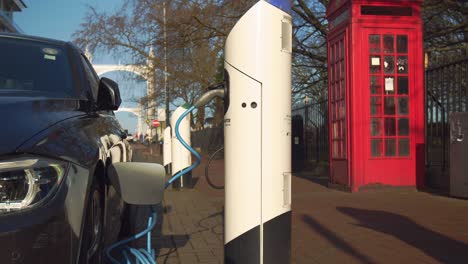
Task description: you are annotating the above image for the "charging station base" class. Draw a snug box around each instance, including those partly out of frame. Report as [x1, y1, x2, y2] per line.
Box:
[170, 171, 192, 189]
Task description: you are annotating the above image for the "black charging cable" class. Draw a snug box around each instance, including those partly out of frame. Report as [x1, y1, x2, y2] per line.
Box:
[204, 146, 225, 190]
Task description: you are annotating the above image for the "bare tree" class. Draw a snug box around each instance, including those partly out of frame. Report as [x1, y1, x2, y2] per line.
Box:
[73, 0, 258, 129]
[423, 0, 468, 52]
[291, 0, 329, 106]
[74, 0, 467, 124]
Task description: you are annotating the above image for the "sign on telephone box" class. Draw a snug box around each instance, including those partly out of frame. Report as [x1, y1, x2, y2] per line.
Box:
[326, 0, 425, 191]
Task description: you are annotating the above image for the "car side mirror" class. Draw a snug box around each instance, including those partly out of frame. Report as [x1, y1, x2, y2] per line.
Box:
[97, 77, 122, 111]
[107, 162, 165, 205]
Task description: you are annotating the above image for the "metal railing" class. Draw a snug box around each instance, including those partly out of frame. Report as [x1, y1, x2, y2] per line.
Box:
[426, 49, 468, 187]
[292, 99, 329, 163]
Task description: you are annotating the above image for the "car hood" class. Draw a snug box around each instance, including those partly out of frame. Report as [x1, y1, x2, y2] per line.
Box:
[0, 96, 84, 154]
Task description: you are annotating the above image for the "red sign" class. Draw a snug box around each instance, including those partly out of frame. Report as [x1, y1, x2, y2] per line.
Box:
[152, 119, 160, 127]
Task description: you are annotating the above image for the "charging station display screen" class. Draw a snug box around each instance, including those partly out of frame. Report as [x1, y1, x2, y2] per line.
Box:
[265, 0, 292, 15]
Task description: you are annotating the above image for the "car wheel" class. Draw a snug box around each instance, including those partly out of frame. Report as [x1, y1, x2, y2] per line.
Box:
[79, 179, 104, 264]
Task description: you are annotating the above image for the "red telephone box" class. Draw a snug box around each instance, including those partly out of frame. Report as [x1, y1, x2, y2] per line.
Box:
[326, 0, 425, 191]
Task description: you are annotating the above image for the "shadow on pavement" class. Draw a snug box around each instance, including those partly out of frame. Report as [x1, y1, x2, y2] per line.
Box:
[196, 211, 224, 236]
[337, 207, 468, 263]
[190, 177, 200, 188]
[301, 214, 374, 264]
[418, 187, 468, 202]
[153, 235, 189, 264]
[293, 161, 330, 188]
[294, 173, 330, 188]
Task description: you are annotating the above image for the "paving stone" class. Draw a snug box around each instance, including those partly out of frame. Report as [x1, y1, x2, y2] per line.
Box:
[178, 252, 198, 263]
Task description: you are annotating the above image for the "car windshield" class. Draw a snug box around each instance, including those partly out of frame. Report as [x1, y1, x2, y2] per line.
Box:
[0, 37, 75, 97]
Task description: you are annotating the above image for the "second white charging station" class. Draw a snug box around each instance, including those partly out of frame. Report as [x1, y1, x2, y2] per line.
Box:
[170, 105, 192, 188]
[163, 126, 172, 168]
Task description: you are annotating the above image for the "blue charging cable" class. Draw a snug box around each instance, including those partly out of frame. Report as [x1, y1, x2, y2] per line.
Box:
[106, 105, 201, 264]
[165, 105, 201, 188]
[106, 208, 157, 264]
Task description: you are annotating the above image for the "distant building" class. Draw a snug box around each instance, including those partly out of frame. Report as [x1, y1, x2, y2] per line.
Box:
[0, 0, 26, 33]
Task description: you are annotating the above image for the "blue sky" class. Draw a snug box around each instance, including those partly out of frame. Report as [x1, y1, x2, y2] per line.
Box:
[16, 0, 118, 43]
[15, 0, 143, 133]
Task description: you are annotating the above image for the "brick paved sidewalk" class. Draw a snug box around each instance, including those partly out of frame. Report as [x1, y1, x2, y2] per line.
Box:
[154, 190, 224, 264]
[131, 144, 224, 263]
[132, 143, 468, 264]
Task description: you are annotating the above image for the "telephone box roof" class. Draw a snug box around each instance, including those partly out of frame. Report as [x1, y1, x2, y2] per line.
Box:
[326, 0, 422, 18]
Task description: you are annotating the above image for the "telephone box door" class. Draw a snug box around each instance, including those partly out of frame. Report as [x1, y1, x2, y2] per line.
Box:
[364, 29, 416, 186]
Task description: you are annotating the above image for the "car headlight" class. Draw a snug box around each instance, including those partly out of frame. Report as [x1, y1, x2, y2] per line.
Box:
[0, 156, 68, 212]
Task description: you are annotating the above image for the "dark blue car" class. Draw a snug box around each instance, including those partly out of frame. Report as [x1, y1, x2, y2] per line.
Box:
[0, 33, 134, 263]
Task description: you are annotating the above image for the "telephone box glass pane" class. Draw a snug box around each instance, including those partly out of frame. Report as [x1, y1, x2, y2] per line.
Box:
[371, 118, 382, 136]
[384, 118, 396, 136]
[371, 139, 383, 157]
[371, 97, 382, 115]
[397, 76, 408, 94]
[398, 118, 409, 135]
[342, 120, 346, 138]
[384, 97, 396, 115]
[369, 35, 380, 53]
[370, 76, 382, 94]
[370, 56, 381, 74]
[330, 63, 335, 86]
[341, 39, 345, 58]
[333, 141, 338, 158]
[385, 139, 396, 156]
[332, 99, 336, 119]
[399, 138, 410, 156]
[397, 35, 408, 53]
[335, 78, 340, 100]
[397, 56, 408, 73]
[338, 60, 342, 81]
[331, 45, 335, 64]
[335, 44, 339, 63]
[384, 56, 394, 74]
[341, 80, 345, 99]
[341, 61, 345, 79]
[333, 122, 338, 139]
[337, 103, 341, 119]
[340, 101, 346, 118]
[384, 77, 395, 94]
[338, 122, 342, 139]
[334, 62, 339, 81]
[398, 97, 409, 115]
[338, 103, 342, 120]
[339, 140, 343, 158]
[343, 138, 347, 156]
[383, 35, 394, 53]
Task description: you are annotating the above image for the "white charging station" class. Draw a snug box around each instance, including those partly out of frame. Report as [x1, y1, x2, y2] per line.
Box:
[163, 126, 172, 169]
[223, 1, 292, 263]
[170, 105, 192, 188]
